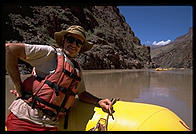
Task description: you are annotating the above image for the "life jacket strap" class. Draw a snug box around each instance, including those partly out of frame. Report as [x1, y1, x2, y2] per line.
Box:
[44, 80, 77, 96]
[32, 96, 59, 111]
[31, 95, 70, 113]
[64, 110, 69, 129]
[35, 76, 44, 82]
[63, 69, 81, 81]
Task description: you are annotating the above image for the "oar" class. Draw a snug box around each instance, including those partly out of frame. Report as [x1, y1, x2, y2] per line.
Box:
[106, 98, 120, 130]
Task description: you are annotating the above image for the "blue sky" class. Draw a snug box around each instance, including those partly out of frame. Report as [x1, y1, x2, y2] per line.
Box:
[118, 6, 193, 46]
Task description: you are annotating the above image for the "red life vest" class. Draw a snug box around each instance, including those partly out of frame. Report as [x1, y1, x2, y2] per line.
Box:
[22, 50, 81, 120]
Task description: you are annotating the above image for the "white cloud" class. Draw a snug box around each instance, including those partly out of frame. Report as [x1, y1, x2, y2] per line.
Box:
[152, 39, 171, 45]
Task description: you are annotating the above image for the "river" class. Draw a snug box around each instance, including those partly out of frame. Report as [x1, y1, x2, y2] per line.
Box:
[5, 69, 193, 129]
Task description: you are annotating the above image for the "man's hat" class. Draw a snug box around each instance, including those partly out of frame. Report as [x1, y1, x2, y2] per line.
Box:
[54, 25, 93, 53]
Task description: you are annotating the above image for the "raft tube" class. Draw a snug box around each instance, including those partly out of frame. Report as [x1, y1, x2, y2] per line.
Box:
[58, 100, 190, 131]
[85, 101, 190, 131]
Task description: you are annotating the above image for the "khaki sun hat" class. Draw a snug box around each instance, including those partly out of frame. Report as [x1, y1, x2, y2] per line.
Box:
[54, 25, 93, 53]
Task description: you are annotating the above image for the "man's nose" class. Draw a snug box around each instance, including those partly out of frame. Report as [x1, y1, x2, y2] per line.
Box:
[70, 40, 77, 47]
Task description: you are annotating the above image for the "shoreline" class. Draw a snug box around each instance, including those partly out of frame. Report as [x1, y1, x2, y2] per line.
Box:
[5, 68, 193, 76]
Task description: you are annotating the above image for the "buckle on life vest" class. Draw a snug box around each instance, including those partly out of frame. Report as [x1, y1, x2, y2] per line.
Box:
[31, 95, 36, 109]
[38, 108, 58, 122]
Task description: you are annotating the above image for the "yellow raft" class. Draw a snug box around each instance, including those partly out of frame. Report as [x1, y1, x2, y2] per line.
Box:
[58, 99, 190, 131]
[155, 68, 168, 71]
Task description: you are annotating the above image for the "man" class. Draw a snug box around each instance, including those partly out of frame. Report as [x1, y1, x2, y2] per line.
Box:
[5, 25, 112, 131]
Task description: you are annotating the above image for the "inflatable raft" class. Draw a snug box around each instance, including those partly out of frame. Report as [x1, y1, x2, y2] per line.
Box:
[58, 99, 190, 131]
[155, 68, 169, 71]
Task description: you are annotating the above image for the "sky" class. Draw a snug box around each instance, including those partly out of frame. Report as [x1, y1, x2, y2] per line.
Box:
[118, 6, 193, 46]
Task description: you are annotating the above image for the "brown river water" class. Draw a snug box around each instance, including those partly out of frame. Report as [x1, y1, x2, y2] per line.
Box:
[5, 69, 193, 129]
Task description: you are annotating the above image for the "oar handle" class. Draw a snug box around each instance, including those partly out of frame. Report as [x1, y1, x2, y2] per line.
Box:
[108, 98, 120, 120]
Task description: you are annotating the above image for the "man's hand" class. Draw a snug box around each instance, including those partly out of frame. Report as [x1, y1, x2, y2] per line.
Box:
[10, 85, 23, 98]
[10, 89, 20, 98]
[98, 99, 113, 113]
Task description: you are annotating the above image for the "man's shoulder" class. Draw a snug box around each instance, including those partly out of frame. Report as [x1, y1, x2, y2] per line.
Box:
[25, 43, 57, 51]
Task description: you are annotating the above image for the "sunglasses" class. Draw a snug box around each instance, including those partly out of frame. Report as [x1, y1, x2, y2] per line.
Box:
[65, 36, 84, 47]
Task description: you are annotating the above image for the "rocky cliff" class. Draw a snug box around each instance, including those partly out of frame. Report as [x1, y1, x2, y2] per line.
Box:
[3, 6, 153, 73]
[151, 27, 193, 68]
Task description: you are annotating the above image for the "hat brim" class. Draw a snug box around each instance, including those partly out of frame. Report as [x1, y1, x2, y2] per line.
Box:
[54, 30, 93, 53]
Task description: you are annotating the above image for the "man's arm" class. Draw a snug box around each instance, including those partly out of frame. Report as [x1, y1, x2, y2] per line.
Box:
[78, 91, 112, 112]
[78, 91, 101, 106]
[6, 43, 26, 97]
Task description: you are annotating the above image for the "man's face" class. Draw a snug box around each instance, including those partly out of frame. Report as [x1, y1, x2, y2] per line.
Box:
[63, 33, 84, 58]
